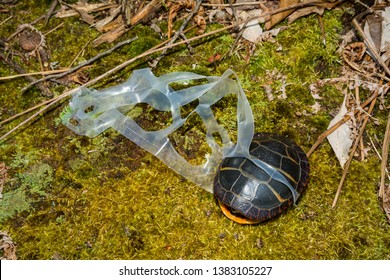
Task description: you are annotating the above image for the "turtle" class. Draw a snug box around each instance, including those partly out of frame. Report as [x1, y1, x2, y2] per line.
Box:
[213, 132, 310, 224]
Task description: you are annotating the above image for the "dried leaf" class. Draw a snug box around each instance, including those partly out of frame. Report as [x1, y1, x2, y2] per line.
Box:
[92, 25, 127, 47]
[69, 1, 112, 25]
[207, 0, 224, 4]
[208, 9, 228, 23]
[194, 14, 206, 35]
[311, 102, 321, 114]
[55, 2, 117, 26]
[94, 6, 121, 32]
[0, 231, 17, 260]
[263, 85, 274, 101]
[130, 0, 162, 26]
[207, 53, 221, 63]
[381, 7, 390, 62]
[0, 163, 8, 199]
[364, 13, 382, 54]
[265, 0, 299, 30]
[167, 0, 194, 38]
[327, 94, 353, 168]
[265, 0, 341, 30]
[343, 42, 367, 72]
[288, 6, 325, 24]
[239, 10, 263, 43]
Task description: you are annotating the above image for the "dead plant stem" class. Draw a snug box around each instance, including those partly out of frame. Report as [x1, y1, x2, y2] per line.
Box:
[202, 1, 265, 7]
[379, 112, 390, 198]
[307, 89, 380, 157]
[352, 18, 390, 77]
[332, 95, 377, 208]
[150, 0, 203, 68]
[368, 136, 390, 181]
[0, 69, 69, 81]
[21, 36, 139, 93]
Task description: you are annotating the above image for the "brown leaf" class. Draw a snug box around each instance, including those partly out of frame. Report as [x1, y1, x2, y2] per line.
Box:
[167, 0, 195, 38]
[343, 42, 367, 72]
[265, 0, 342, 30]
[93, 25, 127, 47]
[0, 163, 9, 198]
[381, 7, 390, 63]
[265, 0, 299, 30]
[0, 232, 17, 260]
[194, 14, 206, 35]
[130, 0, 163, 26]
[288, 6, 325, 24]
[207, 53, 221, 63]
[94, 6, 122, 32]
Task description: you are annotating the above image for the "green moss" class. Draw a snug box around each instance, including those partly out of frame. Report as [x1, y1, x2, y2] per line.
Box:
[0, 188, 30, 223]
[18, 163, 54, 196]
[0, 3, 389, 260]
[0, 163, 54, 223]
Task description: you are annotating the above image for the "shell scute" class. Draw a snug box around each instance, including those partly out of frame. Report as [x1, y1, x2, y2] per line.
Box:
[214, 133, 310, 223]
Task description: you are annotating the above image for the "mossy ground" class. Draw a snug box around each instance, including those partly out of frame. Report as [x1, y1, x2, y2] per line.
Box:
[0, 2, 389, 259]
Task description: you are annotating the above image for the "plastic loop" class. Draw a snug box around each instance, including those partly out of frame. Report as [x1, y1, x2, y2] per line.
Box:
[63, 68, 299, 201]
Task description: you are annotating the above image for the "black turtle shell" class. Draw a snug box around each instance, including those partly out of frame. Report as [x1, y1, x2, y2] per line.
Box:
[214, 133, 310, 222]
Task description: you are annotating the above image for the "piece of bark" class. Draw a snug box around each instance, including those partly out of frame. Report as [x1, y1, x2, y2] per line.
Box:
[130, 0, 162, 26]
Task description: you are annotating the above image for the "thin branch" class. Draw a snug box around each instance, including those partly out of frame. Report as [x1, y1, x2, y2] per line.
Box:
[332, 95, 377, 208]
[0, 69, 69, 81]
[21, 36, 138, 93]
[0, 15, 12, 27]
[150, 0, 203, 68]
[202, 1, 265, 7]
[68, 39, 92, 69]
[368, 136, 390, 181]
[0, 94, 73, 142]
[0, 51, 52, 96]
[307, 89, 380, 157]
[45, 0, 59, 26]
[379, 112, 390, 198]
[43, 22, 64, 36]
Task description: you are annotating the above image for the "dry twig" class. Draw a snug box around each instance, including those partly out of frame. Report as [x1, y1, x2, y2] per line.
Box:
[0, 52, 52, 96]
[21, 36, 138, 93]
[332, 95, 377, 208]
[307, 90, 381, 157]
[150, 0, 203, 68]
[379, 112, 390, 198]
[368, 135, 390, 181]
[0, 69, 69, 81]
[202, 1, 264, 7]
[45, 0, 59, 25]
